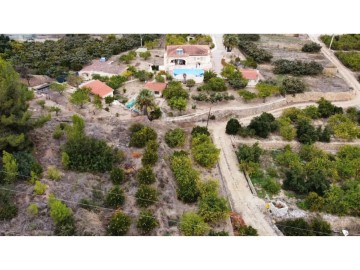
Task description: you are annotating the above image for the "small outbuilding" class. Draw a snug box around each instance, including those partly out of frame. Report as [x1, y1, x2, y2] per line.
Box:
[144, 82, 167, 97]
[81, 80, 114, 98]
[239, 69, 260, 87]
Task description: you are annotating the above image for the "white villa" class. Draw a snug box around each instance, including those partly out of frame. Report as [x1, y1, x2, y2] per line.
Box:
[164, 45, 212, 83]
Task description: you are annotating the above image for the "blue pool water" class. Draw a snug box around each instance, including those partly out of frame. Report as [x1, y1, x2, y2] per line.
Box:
[126, 99, 136, 109]
[173, 69, 204, 77]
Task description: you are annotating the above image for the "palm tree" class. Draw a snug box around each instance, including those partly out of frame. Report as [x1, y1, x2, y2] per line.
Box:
[135, 89, 155, 117]
[223, 34, 239, 51]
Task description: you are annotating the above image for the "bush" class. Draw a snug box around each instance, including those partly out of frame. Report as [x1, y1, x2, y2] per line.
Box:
[136, 185, 158, 207]
[237, 39, 272, 63]
[273, 59, 323, 76]
[137, 166, 156, 185]
[191, 134, 220, 168]
[179, 212, 210, 236]
[191, 126, 210, 137]
[280, 77, 306, 96]
[236, 143, 263, 164]
[129, 126, 157, 148]
[317, 98, 343, 118]
[321, 34, 360, 50]
[107, 212, 131, 236]
[208, 230, 229, 236]
[186, 79, 196, 89]
[277, 217, 331, 236]
[296, 119, 319, 144]
[335, 51, 360, 71]
[13, 151, 42, 180]
[205, 77, 227, 92]
[204, 70, 217, 83]
[238, 89, 257, 102]
[226, 118, 241, 135]
[2, 151, 18, 183]
[248, 112, 278, 138]
[47, 166, 61, 181]
[303, 192, 325, 212]
[165, 128, 186, 148]
[53, 125, 64, 139]
[238, 225, 258, 236]
[302, 42, 321, 53]
[48, 195, 75, 235]
[0, 190, 18, 221]
[34, 180, 46, 195]
[27, 203, 39, 216]
[141, 140, 159, 166]
[105, 186, 125, 208]
[328, 114, 360, 141]
[110, 167, 125, 185]
[149, 107, 162, 120]
[155, 74, 165, 83]
[137, 209, 159, 235]
[198, 192, 229, 223]
[170, 153, 200, 203]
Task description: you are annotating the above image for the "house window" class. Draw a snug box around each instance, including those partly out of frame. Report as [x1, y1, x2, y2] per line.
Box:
[154, 91, 160, 95]
[176, 48, 184, 56]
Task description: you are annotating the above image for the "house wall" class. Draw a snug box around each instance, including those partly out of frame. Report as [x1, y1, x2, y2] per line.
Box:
[247, 78, 259, 87]
[164, 53, 211, 68]
[101, 92, 114, 99]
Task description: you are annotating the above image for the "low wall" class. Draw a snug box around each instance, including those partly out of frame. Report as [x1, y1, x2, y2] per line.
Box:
[286, 90, 356, 103]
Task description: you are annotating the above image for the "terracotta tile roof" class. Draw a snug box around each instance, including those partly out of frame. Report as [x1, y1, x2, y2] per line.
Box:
[144, 82, 167, 92]
[239, 69, 259, 80]
[166, 45, 210, 57]
[81, 80, 113, 98]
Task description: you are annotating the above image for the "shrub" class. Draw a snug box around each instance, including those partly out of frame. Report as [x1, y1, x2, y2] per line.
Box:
[139, 51, 151, 60]
[238, 89, 257, 102]
[2, 151, 18, 183]
[198, 192, 229, 223]
[317, 98, 343, 118]
[165, 128, 186, 148]
[328, 114, 360, 141]
[191, 134, 220, 168]
[273, 59, 323, 76]
[186, 79, 196, 89]
[13, 151, 42, 180]
[136, 185, 158, 208]
[191, 126, 210, 137]
[179, 212, 210, 236]
[155, 74, 165, 83]
[137, 209, 159, 235]
[105, 186, 125, 208]
[321, 34, 360, 50]
[107, 212, 131, 236]
[238, 225, 258, 236]
[248, 112, 278, 138]
[129, 123, 145, 134]
[303, 192, 325, 212]
[226, 118, 241, 135]
[277, 218, 331, 236]
[129, 126, 157, 148]
[302, 42, 321, 53]
[48, 195, 75, 235]
[296, 119, 319, 144]
[110, 168, 125, 185]
[27, 203, 39, 216]
[237, 39, 272, 63]
[141, 140, 159, 166]
[208, 230, 229, 236]
[236, 143, 263, 164]
[53, 125, 64, 139]
[280, 77, 306, 96]
[310, 218, 332, 236]
[170, 153, 200, 203]
[137, 166, 156, 185]
[0, 190, 18, 221]
[149, 107, 162, 120]
[204, 70, 217, 83]
[34, 180, 46, 195]
[335, 51, 360, 71]
[205, 77, 227, 92]
[61, 152, 70, 169]
[47, 166, 61, 181]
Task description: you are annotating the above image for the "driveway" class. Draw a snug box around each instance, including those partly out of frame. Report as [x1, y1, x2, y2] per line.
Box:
[211, 34, 227, 75]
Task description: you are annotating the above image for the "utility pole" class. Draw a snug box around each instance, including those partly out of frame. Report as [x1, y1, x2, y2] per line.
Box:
[140, 34, 143, 47]
[329, 34, 335, 51]
[206, 106, 212, 129]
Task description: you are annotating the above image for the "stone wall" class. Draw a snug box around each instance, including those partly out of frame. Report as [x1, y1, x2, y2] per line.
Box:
[286, 90, 355, 103]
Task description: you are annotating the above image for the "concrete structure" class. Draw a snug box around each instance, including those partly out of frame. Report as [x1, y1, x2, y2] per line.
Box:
[323, 64, 338, 76]
[164, 45, 212, 83]
[269, 201, 288, 218]
[239, 69, 260, 87]
[81, 80, 114, 98]
[144, 82, 167, 97]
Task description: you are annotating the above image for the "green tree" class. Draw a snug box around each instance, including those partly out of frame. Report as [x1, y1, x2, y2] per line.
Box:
[248, 112, 278, 138]
[0, 59, 33, 152]
[93, 94, 103, 110]
[48, 195, 75, 235]
[296, 119, 319, 144]
[302, 42, 321, 53]
[256, 82, 279, 103]
[2, 151, 19, 183]
[139, 51, 151, 60]
[317, 97, 343, 118]
[191, 126, 210, 137]
[136, 185, 158, 208]
[129, 126, 157, 148]
[137, 209, 159, 235]
[142, 140, 159, 166]
[50, 82, 67, 95]
[328, 114, 360, 141]
[198, 189, 229, 222]
[191, 134, 220, 169]
[223, 34, 239, 51]
[110, 167, 125, 185]
[280, 77, 306, 96]
[168, 97, 188, 113]
[203, 70, 217, 83]
[105, 186, 125, 208]
[67, 74, 83, 87]
[107, 212, 131, 236]
[0, 190, 18, 221]
[165, 128, 186, 148]
[179, 212, 210, 236]
[69, 88, 90, 108]
[186, 79, 196, 90]
[277, 218, 314, 236]
[206, 77, 227, 92]
[34, 180, 46, 195]
[236, 143, 263, 164]
[238, 89, 257, 102]
[137, 166, 156, 185]
[238, 225, 258, 236]
[226, 118, 241, 135]
[135, 89, 155, 116]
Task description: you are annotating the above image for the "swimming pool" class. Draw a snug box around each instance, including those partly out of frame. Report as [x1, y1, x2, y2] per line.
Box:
[173, 69, 204, 77]
[126, 99, 136, 109]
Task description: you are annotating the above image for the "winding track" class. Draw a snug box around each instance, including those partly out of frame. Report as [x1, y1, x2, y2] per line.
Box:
[165, 35, 360, 235]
